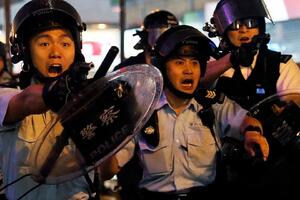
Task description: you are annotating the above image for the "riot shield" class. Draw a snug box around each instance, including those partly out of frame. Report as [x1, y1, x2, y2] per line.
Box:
[223, 89, 300, 198]
[248, 89, 300, 153]
[28, 64, 163, 184]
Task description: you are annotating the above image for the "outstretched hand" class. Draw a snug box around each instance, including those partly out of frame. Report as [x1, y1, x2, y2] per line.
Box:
[240, 115, 270, 161]
[243, 131, 269, 161]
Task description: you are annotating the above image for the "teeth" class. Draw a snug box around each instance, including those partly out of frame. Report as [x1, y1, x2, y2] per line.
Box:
[182, 83, 192, 87]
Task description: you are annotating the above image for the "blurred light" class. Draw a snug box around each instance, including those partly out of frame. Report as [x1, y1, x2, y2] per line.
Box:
[112, 7, 121, 13]
[98, 24, 108, 29]
[264, 0, 288, 22]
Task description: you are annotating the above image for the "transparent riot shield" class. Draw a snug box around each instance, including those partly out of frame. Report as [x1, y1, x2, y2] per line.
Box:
[223, 89, 300, 198]
[248, 89, 300, 152]
[28, 64, 163, 184]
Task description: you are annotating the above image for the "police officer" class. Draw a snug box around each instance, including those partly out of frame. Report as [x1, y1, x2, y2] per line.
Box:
[0, 0, 94, 199]
[113, 9, 179, 200]
[202, 0, 300, 198]
[104, 25, 269, 200]
[114, 9, 179, 70]
[203, 0, 300, 109]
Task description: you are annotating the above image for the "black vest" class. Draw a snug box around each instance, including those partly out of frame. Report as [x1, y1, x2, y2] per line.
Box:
[216, 48, 286, 110]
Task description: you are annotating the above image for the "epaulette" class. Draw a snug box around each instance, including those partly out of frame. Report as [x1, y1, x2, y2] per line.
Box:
[280, 54, 292, 64]
[141, 111, 159, 148]
[194, 88, 225, 108]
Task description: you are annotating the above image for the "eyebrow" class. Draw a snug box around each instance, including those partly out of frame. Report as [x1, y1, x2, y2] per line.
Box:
[33, 33, 73, 41]
[171, 56, 198, 60]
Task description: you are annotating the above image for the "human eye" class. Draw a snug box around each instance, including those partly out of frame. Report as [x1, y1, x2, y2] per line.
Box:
[174, 59, 184, 65]
[62, 41, 71, 47]
[61, 36, 74, 47]
[192, 60, 200, 66]
[32, 34, 49, 47]
[38, 42, 49, 47]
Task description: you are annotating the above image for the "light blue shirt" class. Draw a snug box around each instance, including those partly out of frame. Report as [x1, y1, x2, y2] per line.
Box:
[116, 91, 247, 193]
[0, 88, 91, 200]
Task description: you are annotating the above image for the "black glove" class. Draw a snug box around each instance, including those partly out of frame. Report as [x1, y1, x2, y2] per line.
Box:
[42, 62, 94, 112]
[230, 41, 258, 68]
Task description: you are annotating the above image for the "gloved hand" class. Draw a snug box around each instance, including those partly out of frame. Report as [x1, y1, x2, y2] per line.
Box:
[230, 41, 259, 68]
[42, 62, 94, 112]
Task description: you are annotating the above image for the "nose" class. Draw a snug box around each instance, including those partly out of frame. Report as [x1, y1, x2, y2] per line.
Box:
[238, 24, 248, 32]
[183, 62, 193, 74]
[49, 43, 62, 58]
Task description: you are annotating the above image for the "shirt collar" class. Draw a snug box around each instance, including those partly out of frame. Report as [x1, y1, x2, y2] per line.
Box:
[157, 91, 203, 112]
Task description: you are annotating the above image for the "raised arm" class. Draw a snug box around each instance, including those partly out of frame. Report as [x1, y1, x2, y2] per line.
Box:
[4, 84, 48, 124]
[200, 53, 232, 88]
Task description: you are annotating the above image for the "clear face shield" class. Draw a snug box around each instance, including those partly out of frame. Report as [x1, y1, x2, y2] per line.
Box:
[147, 27, 169, 49]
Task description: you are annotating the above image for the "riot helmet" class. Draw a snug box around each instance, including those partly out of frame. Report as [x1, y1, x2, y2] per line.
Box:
[211, 0, 272, 36]
[10, 0, 86, 65]
[153, 25, 215, 76]
[10, 0, 86, 88]
[152, 25, 216, 98]
[134, 10, 179, 50]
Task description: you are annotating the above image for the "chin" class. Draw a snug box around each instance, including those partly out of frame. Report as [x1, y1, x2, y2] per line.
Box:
[181, 90, 194, 95]
[47, 73, 61, 78]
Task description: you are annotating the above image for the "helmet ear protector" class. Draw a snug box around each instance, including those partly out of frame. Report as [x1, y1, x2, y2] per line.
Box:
[10, 0, 86, 64]
[9, 35, 23, 64]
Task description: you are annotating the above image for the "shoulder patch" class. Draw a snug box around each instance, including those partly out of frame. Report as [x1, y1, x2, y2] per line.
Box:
[280, 54, 292, 63]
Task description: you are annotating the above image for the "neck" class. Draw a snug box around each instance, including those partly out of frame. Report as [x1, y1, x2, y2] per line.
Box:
[165, 88, 191, 115]
[144, 49, 152, 64]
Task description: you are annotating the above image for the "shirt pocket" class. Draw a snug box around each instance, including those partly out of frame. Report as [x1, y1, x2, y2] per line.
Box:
[138, 140, 172, 176]
[18, 120, 41, 143]
[18, 114, 62, 143]
[187, 126, 217, 171]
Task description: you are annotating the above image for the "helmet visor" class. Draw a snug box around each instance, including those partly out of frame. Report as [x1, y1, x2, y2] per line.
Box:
[147, 27, 169, 48]
[213, 0, 272, 35]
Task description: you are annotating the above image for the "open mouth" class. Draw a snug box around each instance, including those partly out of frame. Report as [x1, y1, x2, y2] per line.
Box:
[181, 79, 193, 88]
[240, 37, 251, 43]
[48, 64, 62, 74]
